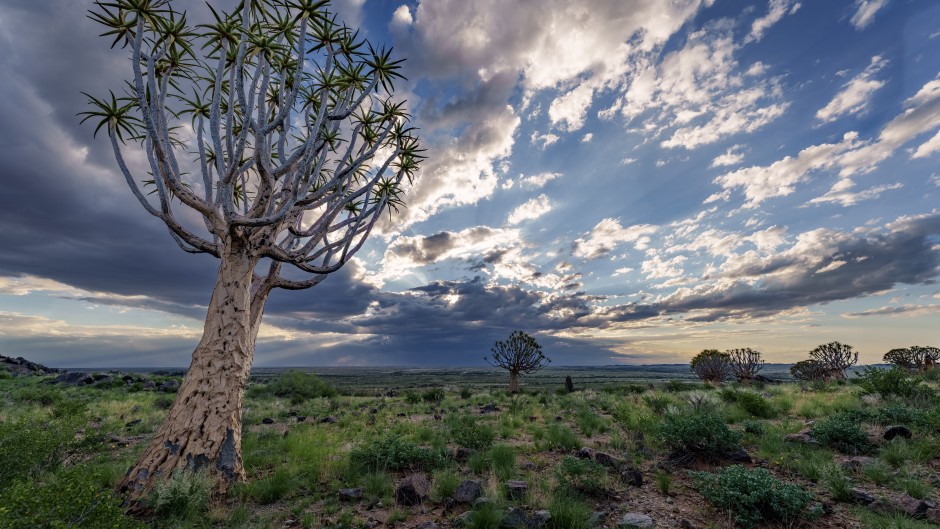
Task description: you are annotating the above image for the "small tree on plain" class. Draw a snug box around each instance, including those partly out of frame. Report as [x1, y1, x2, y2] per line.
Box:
[83, 0, 421, 500]
[809, 341, 858, 380]
[910, 345, 940, 371]
[690, 349, 730, 384]
[884, 348, 918, 370]
[486, 331, 550, 393]
[790, 359, 828, 381]
[728, 348, 764, 385]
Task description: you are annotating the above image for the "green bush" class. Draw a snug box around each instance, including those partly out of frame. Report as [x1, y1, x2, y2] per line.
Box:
[858, 367, 936, 404]
[546, 494, 592, 529]
[349, 436, 445, 472]
[422, 388, 445, 402]
[554, 456, 606, 497]
[742, 420, 765, 436]
[448, 415, 496, 451]
[663, 380, 696, 392]
[0, 414, 81, 489]
[660, 412, 741, 461]
[734, 392, 776, 419]
[264, 370, 337, 404]
[0, 465, 141, 529]
[691, 465, 820, 528]
[811, 413, 874, 455]
[15, 386, 62, 406]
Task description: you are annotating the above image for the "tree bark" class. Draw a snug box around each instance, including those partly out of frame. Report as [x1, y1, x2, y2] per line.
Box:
[119, 245, 265, 502]
[508, 371, 520, 393]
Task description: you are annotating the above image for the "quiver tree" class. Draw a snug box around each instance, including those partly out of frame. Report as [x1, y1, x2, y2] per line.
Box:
[884, 348, 918, 370]
[727, 348, 764, 385]
[82, 0, 422, 501]
[809, 341, 858, 380]
[690, 349, 730, 384]
[790, 359, 827, 382]
[910, 345, 940, 371]
[486, 331, 550, 393]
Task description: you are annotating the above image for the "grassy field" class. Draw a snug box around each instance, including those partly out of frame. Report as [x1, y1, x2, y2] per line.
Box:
[1, 365, 939, 528]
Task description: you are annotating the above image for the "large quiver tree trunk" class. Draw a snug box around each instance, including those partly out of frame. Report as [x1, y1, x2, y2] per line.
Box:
[119, 245, 266, 501]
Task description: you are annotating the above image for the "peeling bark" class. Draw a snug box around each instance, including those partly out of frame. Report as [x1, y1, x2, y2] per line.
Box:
[508, 371, 520, 394]
[119, 245, 266, 501]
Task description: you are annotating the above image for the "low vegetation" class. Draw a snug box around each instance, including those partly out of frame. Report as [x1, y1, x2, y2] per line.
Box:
[2, 342, 940, 528]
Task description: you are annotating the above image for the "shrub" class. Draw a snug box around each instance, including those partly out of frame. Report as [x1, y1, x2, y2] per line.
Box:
[349, 436, 445, 472]
[404, 391, 422, 404]
[742, 420, 765, 436]
[468, 502, 504, 529]
[448, 414, 496, 451]
[265, 370, 337, 404]
[0, 465, 141, 529]
[734, 392, 776, 419]
[691, 465, 820, 528]
[149, 469, 212, 520]
[554, 456, 607, 497]
[858, 366, 936, 404]
[811, 413, 874, 455]
[153, 394, 175, 410]
[660, 412, 741, 462]
[422, 388, 445, 402]
[430, 468, 461, 503]
[489, 444, 516, 481]
[237, 468, 295, 504]
[543, 423, 581, 451]
[546, 494, 592, 529]
[459, 387, 473, 399]
[0, 414, 81, 489]
[15, 386, 62, 406]
[663, 380, 695, 392]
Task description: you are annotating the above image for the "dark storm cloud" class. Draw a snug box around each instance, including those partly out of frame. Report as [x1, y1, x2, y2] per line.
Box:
[652, 214, 940, 321]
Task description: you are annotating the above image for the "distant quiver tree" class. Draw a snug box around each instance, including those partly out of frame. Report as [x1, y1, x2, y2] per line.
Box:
[486, 331, 550, 393]
[727, 347, 764, 385]
[82, 0, 422, 500]
[884, 347, 919, 370]
[809, 341, 858, 380]
[790, 359, 828, 382]
[910, 345, 940, 371]
[690, 349, 730, 384]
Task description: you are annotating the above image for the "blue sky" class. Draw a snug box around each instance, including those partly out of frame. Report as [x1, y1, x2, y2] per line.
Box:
[0, 0, 938, 367]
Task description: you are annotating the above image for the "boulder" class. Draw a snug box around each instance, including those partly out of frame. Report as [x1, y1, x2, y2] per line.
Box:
[726, 448, 752, 463]
[621, 468, 643, 487]
[883, 425, 913, 440]
[784, 428, 816, 444]
[531, 510, 551, 528]
[54, 371, 93, 385]
[395, 473, 430, 506]
[480, 403, 500, 414]
[506, 480, 528, 500]
[159, 379, 180, 392]
[849, 488, 875, 505]
[897, 495, 932, 518]
[576, 447, 595, 460]
[619, 512, 655, 528]
[503, 507, 528, 529]
[338, 488, 363, 501]
[454, 479, 482, 504]
[321, 416, 338, 423]
[841, 456, 877, 471]
[414, 523, 439, 529]
[595, 451, 622, 470]
[261, 417, 275, 424]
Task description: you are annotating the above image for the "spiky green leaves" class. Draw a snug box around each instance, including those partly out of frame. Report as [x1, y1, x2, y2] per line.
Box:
[78, 91, 141, 141]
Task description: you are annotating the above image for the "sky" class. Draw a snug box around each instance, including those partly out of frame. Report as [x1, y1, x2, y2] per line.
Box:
[0, 0, 939, 368]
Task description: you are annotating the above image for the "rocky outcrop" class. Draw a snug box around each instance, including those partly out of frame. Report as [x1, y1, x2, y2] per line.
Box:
[0, 354, 58, 376]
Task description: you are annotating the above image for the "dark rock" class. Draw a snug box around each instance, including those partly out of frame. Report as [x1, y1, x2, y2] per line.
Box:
[159, 379, 180, 392]
[506, 480, 528, 500]
[454, 479, 482, 503]
[679, 520, 699, 529]
[595, 451, 622, 470]
[321, 416, 338, 423]
[453, 512, 473, 527]
[480, 403, 500, 414]
[503, 507, 528, 529]
[841, 456, 877, 471]
[338, 488, 362, 501]
[261, 417, 275, 424]
[622, 467, 643, 487]
[576, 447, 595, 460]
[472, 497, 491, 508]
[454, 447, 477, 461]
[125, 419, 142, 428]
[531, 510, 551, 528]
[143, 380, 156, 389]
[370, 408, 378, 414]
[397, 412, 407, 417]
[527, 415, 538, 422]
[54, 371, 92, 385]
[588, 511, 606, 527]
[619, 512, 655, 528]
[287, 411, 298, 417]
[884, 425, 913, 440]
[926, 508, 940, 525]
[849, 487, 875, 505]
[395, 473, 430, 506]
[414, 523, 439, 529]
[726, 448, 752, 463]
[0, 355, 57, 376]
[784, 428, 816, 444]
[91, 372, 109, 381]
[296, 416, 306, 423]
[433, 414, 442, 421]
[443, 497, 456, 513]
[898, 495, 931, 517]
